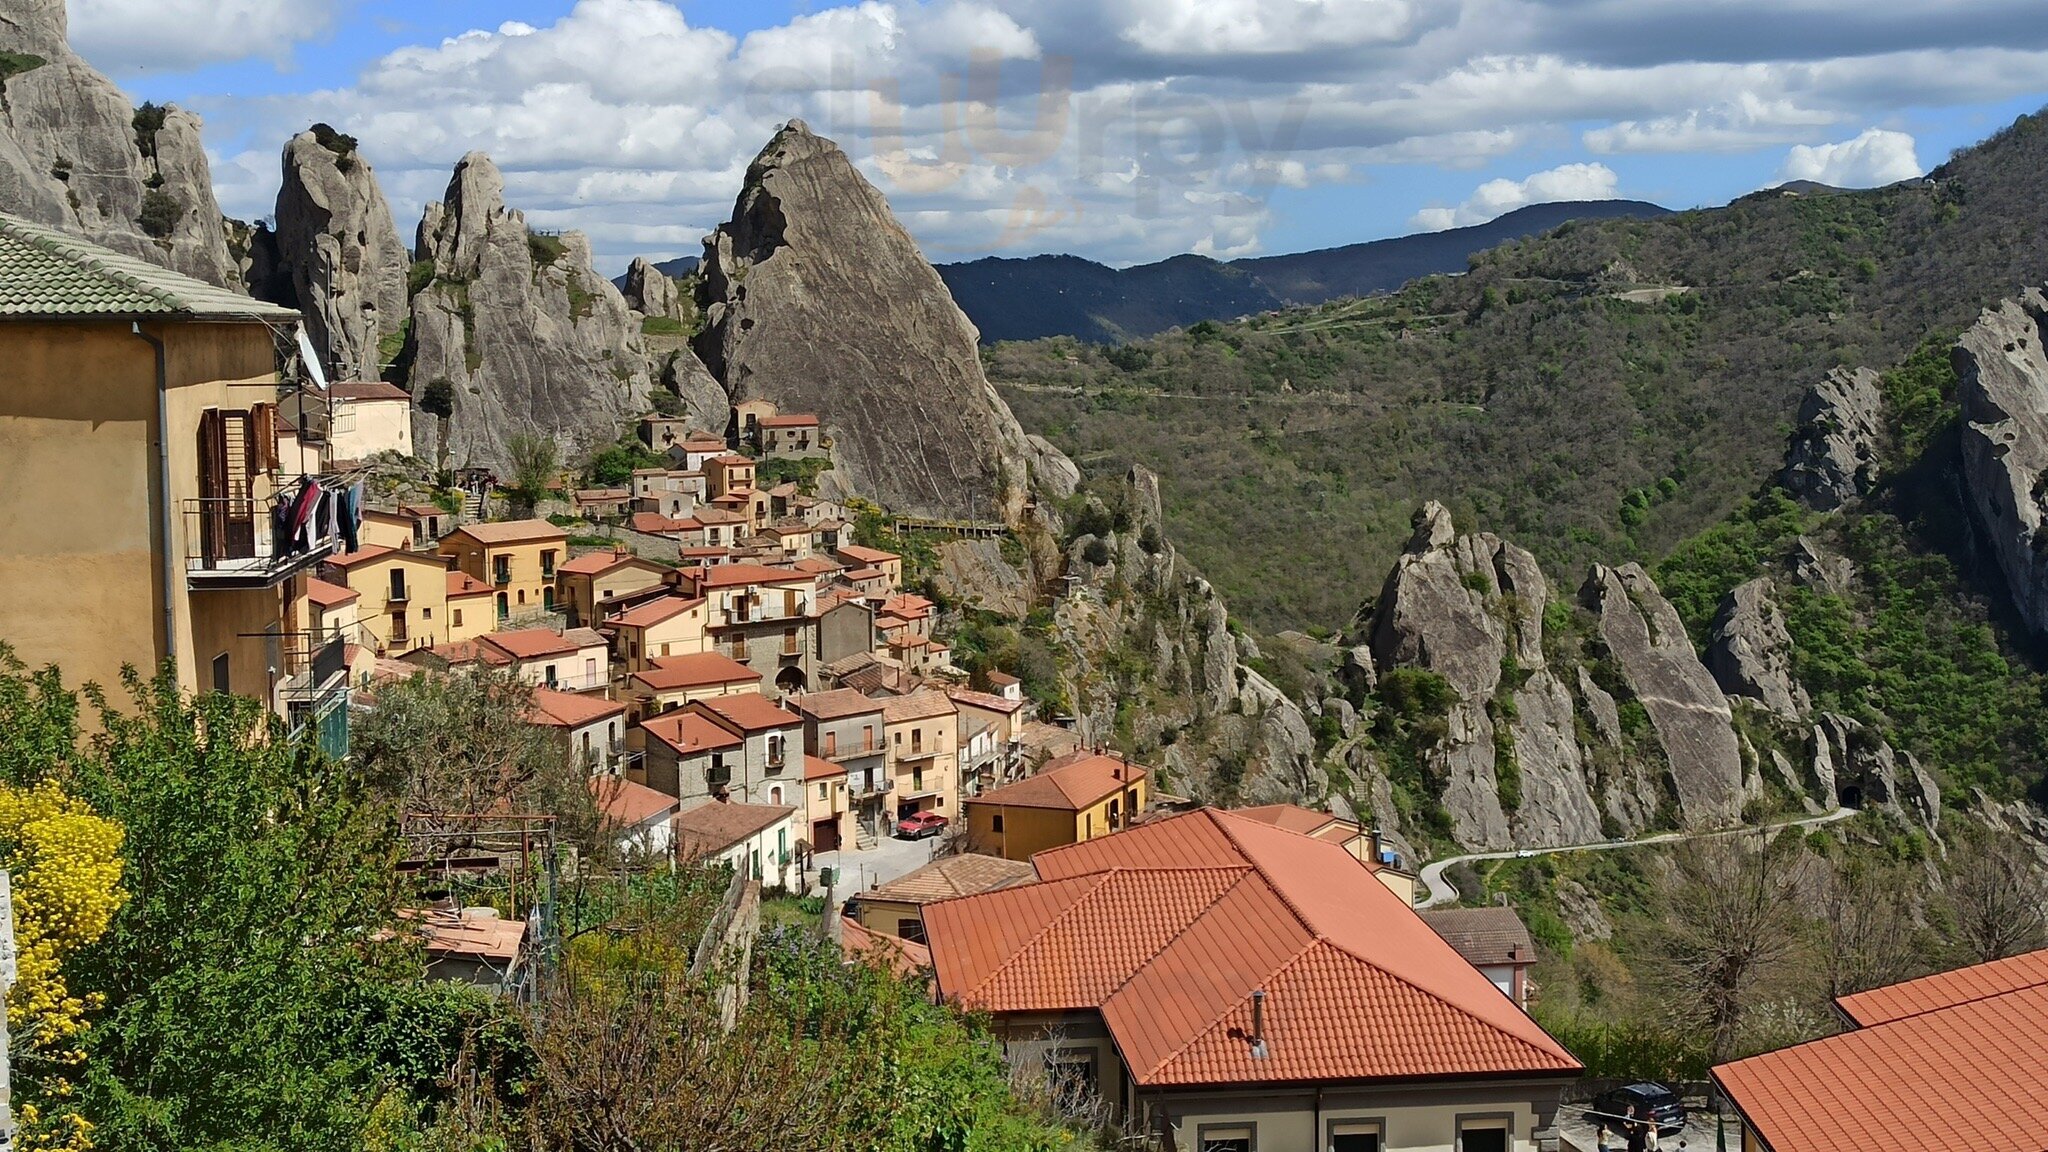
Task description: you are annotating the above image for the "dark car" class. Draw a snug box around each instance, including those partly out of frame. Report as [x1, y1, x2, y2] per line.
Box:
[1585, 1083, 1686, 1136]
[895, 811, 949, 840]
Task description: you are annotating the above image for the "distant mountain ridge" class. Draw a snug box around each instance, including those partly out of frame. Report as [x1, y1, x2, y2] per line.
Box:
[937, 199, 1671, 344]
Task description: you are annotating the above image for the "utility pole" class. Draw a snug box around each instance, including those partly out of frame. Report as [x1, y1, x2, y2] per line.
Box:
[0, 869, 18, 1152]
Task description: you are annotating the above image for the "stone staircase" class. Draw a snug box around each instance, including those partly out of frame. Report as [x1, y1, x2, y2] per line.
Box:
[854, 822, 878, 851]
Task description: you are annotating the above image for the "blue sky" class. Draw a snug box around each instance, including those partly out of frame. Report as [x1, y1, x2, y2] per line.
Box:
[66, 0, 2048, 272]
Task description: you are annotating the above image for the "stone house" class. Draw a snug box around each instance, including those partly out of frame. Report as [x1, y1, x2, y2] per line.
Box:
[786, 688, 890, 847]
[759, 412, 826, 458]
[882, 690, 960, 823]
[963, 751, 1147, 861]
[529, 686, 628, 776]
[676, 800, 798, 890]
[670, 563, 817, 695]
[621, 650, 763, 722]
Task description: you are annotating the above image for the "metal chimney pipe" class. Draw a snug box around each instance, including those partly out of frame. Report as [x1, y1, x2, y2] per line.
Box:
[1250, 989, 1268, 1058]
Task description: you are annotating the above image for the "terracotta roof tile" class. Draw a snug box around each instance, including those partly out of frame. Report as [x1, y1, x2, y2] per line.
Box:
[803, 754, 846, 782]
[640, 711, 742, 755]
[842, 917, 932, 975]
[528, 687, 625, 728]
[483, 628, 599, 660]
[306, 577, 358, 607]
[1835, 945, 2048, 1026]
[590, 775, 678, 829]
[448, 519, 567, 545]
[690, 563, 806, 588]
[866, 854, 1037, 906]
[329, 380, 412, 401]
[630, 652, 760, 691]
[836, 544, 898, 565]
[693, 692, 801, 732]
[1418, 907, 1538, 969]
[558, 548, 647, 575]
[676, 801, 794, 856]
[629, 512, 692, 534]
[0, 210, 302, 319]
[881, 690, 957, 723]
[969, 754, 1146, 812]
[608, 595, 703, 629]
[1232, 803, 1346, 838]
[447, 570, 493, 597]
[1715, 976, 2048, 1152]
[786, 688, 884, 721]
[947, 687, 1026, 714]
[924, 808, 1579, 1089]
[760, 413, 820, 427]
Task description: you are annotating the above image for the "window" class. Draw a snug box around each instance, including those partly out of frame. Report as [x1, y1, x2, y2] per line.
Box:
[517, 589, 526, 605]
[818, 784, 828, 801]
[211, 652, 230, 694]
[543, 587, 555, 611]
[453, 608, 464, 628]
[422, 607, 433, 620]
[496, 593, 508, 621]
[389, 568, 408, 600]
[767, 734, 785, 765]
[541, 549, 558, 576]
[1198, 1126, 1254, 1152]
[1329, 1121, 1383, 1152]
[1085, 813, 1093, 836]
[544, 664, 559, 687]
[1044, 1049, 1096, 1111]
[493, 557, 510, 584]
[585, 657, 597, 682]
[898, 917, 928, 945]
[912, 767, 924, 792]
[992, 813, 1004, 833]
[823, 730, 837, 757]
[911, 729, 923, 753]
[770, 786, 783, 805]
[1456, 1116, 1511, 1152]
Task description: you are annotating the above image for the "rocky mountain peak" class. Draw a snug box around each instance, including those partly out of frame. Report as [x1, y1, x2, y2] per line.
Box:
[423, 151, 509, 278]
[694, 120, 1064, 521]
[0, 6, 236, 285]
[270, 125, 408, 381]
[1958, 285, 2048, 636]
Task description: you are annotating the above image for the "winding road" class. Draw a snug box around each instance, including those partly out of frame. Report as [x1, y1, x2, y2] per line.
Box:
[1414, 806, 1859, 908]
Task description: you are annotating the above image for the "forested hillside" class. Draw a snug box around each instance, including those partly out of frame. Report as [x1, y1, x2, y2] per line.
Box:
[994, 111, 2048, 631]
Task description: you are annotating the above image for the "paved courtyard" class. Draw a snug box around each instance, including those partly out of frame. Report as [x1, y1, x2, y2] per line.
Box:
[808, 830, 943, 904]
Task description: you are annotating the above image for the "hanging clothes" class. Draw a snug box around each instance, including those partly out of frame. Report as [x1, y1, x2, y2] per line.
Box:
[340, 481, 362, 553]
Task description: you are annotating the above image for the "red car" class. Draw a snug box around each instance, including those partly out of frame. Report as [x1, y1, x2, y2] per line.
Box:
[895, 811, 949, 840]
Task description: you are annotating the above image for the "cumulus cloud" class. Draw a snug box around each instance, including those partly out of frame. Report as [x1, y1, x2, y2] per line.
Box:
[1410, 162, 1618, 231]
[1774, 127, 1922, 187]
[69, 0, 336, 73]
[125, 0, 2048, 268]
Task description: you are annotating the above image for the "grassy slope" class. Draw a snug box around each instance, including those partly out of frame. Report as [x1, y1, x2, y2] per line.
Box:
[993, 111, 2048, 631]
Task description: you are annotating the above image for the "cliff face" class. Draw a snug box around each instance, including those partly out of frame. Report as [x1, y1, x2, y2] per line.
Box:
[694, 120, 1066, 523]
[406, 153, 650, 472]
[0, 0, 235, 285]
[270, 127, 409, 381]
[1957, 287, 2048, 637]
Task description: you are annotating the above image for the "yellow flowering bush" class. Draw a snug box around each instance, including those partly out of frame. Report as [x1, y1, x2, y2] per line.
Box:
[0, 781, 125, 1151]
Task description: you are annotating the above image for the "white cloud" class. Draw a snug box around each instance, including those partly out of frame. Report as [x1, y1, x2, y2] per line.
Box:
[1774, 127, 1922, 187]
[1410, 161, 1618, 230]
[68, 0, 336, 73]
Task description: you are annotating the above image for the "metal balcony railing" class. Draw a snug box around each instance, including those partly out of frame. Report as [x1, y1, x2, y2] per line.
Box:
[185, 496, 335, 589]
[540, 670, 609, 693]
[849, 776, 893, 799]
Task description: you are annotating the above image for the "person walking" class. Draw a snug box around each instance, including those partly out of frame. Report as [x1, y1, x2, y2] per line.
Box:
[1624, 1106, 1651, 1152]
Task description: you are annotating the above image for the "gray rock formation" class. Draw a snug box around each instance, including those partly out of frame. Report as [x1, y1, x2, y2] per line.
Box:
[654, 349, 730, 436]
[407, 152, 650, 471]
[694, 120, 1067, 522]
[1957, 287, 2048, 636]
[1782, 366, 1884, 510]
[1576, 665, 1623, 747]
[1791, 535, 1856, 595]
[0, 0, 236, 284]
[1706, 578, 1810, 721]
[271, 126, 409, 381]
[1581, 563, 1745, 828]
[1369, 502, 1603, 849]
[1811, 713, 1940, 828]
[622, 256, 682, 320]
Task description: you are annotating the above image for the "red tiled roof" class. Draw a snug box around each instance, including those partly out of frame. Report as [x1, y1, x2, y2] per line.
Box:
[640, 711, 742, 755]
[528, 687, 625, 728]
[446, 519, 567, 545]
[842, 917, 932, 975]
[880, 690, 956, 723]
[690, 563, 806, 588]
[791, 556, 844, 574]
[922, 808, 1578, 1090]
[558, 548, 643, 576]
[1834, 946, 2048, 1026]
[447, 570, 493, 597]
[969, 754, 1145, 812]
[708, 454, 755, 467]
[693, 692, 800, 732]
[676, 801, 793, 856]
[306, 577, 358, 607]
[329, 379, 411, 401]
[1715, 974, 2048, 1152]
[947, 687, 1025, 715]
[1419, 907, 1538, 968]
[803, 754, 846, 782]
[608, 595, 703, 629]
[842, 566, 885, 582]
[786, 688, 884, 721]
[760, 413, 819, 428]
[630, 652, 760, 692]
[324, 543, 398, 568]
[482, 628, 596, 660]
[590, 775, 678, 830]
[629, 511, 692, 534]
[867, 853, 1039, 906]
[412, 638, 511, 667]
[836, 544, 898, 565]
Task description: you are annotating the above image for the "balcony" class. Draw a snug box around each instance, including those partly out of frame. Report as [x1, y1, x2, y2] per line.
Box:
[184, 496, 335, 589]
[280, 634, 350, 760]
[707, 765, 733, 789]
[492, 570, 512, 587]
[826, 738, 881, 763]
[849, 776, 893, 799]
[540, 669, 609, 693]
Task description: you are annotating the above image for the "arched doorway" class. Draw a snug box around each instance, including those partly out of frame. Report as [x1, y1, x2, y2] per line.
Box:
[775, 667, 807, 695]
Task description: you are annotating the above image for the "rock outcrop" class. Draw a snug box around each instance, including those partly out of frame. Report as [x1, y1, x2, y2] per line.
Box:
[1957, 287, 2048, 636]
[1581, 563, 1746, 828]
[1368, 503, 1604, 849]
[694, 120, 1069, 522]
[270, 126, 409, 380]
[1706, 578, 1809, 721]
[1782, 366, 1885, 510]
[0, 0, 236, 284]
[406, 153, 650, 471]
[1812, 713, 1940, 829]
[622, 256, 682, 320]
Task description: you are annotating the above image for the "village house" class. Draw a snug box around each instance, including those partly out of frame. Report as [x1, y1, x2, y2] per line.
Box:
[294, 379, 414, 464]
[676, 800, 798, 890]
[405, 908, 526, 995]
[730, 398, 779, 446]
[570, 487, 631, 520]
[1233, 803, 1418, 904]
[882, 690, 960, 824]
[758, 412, 826, 458]
[704, 454, 757, 500]
[630, 467, 704, 519]
[921, 808, 1583, 1151]
[553, 547, 668, 627]
[438, 519, 570, 624]
[964, 751, 1148, 861]
[590, 774, 680, 858]
[801, 754, 856, 857]
[529, 686, 628, 775]
[637, 414, 692, 455]
[604, 595, 710, 672]
[0, 212, 350, 750]
[398, 636, 511, 676]
[359, 508, 419, 551]
[851, 853, 1033, 944]
[675, 431, 730, 472]
[1715, 947, 2048, 1152]
[479, 627, 611, 694]
[305, 578, 360, 646]
[621, 651, 762, 722]
[637, 709, 741, 800]
[446, 571, 495, 635]
[321, 544, 490, 654]
[947, 685, 1029, 795]
[833, 543, 903, 589]
[1418, 907, 1539, 1007]
[786, 688, 890, 849]
[670, 563, 817, 695]
[637, 692, 804, 808]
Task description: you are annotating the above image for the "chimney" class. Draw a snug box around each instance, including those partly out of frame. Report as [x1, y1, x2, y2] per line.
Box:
[1249, 989, 1268, 1059]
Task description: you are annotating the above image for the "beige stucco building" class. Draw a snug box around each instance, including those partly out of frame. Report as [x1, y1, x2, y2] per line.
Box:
[0, 213, 348, 751]
[438, 519, 568, 625]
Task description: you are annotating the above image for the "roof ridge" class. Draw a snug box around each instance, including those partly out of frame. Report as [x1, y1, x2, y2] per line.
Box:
[1091, 866, 1259, 1007]
[1208, 809, 1320, 929]
[1834, 974, 2048, 1030]
[1131, 931, 1324, 1083]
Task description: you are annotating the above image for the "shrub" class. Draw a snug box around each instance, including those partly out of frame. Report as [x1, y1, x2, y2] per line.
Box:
[131, 102, 167, 161]
[137, 189, 182, 239]
[419, 377, 455, 418]
[528, 231, 568, 267]
[307, 121, 357, 158]
[406, 259, 436, 297]
[1081, 537, 1113, 566]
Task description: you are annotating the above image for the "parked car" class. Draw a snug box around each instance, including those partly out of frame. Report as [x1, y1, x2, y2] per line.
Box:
[1584, 1083, 1686, 1136]
[895, 811, 949, 840]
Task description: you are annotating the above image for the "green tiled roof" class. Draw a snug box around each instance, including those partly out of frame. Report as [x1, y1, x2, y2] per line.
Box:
[0, 210, 300, 321]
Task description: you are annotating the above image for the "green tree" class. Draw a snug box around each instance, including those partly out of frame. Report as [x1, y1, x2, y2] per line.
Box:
[506, 433, 560, 514]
